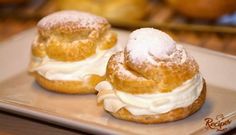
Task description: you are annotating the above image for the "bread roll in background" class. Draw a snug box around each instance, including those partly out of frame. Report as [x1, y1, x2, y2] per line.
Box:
[166, 0, 236, 20]
[57, 0, 149, 21]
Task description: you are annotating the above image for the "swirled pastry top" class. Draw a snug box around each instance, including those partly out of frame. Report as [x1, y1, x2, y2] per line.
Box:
[126, 28, 176, 60]
[32, 10, 117, 62]
[107, 28, 199, 93]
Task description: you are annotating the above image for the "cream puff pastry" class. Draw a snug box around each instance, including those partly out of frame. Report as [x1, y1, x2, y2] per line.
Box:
[96, 28, 206, 124]
[29, 10, 119, 94]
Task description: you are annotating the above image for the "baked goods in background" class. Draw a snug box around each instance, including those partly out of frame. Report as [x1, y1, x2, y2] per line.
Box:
[0, 0, 28, 4]
[96, 28, 206, 124]
[57, 0, 149, 21]
[29, 10, 120, 94]
[166, 0, 236, 20]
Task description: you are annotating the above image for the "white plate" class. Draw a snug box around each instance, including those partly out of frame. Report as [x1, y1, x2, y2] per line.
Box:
[0, 29, 236, 135]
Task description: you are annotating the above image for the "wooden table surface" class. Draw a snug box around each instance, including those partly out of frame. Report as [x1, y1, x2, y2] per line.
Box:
[0, 110, 87, 135]
[1, 110, 236, 135]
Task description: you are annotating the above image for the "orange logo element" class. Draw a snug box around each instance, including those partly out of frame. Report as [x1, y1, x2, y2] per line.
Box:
[204, 114, 231, 131]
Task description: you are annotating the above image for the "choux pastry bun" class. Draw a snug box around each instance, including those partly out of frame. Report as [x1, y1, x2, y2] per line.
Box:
[57, 0, 149, 21]
[29, 10, 119, 94]
[96, 28, 206, 124]
[166, 0, 236, 20]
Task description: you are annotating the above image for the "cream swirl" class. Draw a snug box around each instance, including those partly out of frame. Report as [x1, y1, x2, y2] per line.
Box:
[29, 46, 121, 81]
[96, 74, 203, 115]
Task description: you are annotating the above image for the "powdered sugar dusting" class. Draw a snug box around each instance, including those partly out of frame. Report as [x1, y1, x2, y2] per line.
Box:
[125, 28, 190, 65]
[127, 28, 175, 59]
[38, 10, 108, 32]
[111, 52, 148, 81]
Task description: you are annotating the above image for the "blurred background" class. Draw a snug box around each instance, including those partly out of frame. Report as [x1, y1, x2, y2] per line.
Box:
[0, 0, 236, 55]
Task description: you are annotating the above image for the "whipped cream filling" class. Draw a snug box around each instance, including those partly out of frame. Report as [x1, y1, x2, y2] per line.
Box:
[95, 74, 203, 116]
[29, 46, 121, 81]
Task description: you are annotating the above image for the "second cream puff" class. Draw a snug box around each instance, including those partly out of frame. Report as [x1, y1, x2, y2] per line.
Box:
[96, 28, 206, 124]
[29, 10, 119, 94]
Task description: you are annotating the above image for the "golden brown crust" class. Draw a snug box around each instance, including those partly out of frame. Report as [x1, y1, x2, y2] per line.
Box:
[33, 72, 104, 94]
[124, 47, 199, 92]
[98, 31, 118, 50]
[110, 81, 206, 124]
[107, 51, 199, 94]
[107, 52, 157, 94]
[32, 11, 117, 62]
[30, 11, 118, 94]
